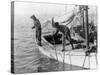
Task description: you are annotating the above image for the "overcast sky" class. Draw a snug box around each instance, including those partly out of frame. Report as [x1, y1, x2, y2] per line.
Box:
[14, 1, 97, 23]
[14, 2, 76, 16]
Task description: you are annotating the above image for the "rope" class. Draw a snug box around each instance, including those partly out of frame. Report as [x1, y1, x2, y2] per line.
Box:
[56, 10, 74, 19]
[62, 32, 66, 71]
[42, 20, 51, 29]
[52, 32, 58, 62]
[61, 13, 75, 24]
[41, 9, 75, 30]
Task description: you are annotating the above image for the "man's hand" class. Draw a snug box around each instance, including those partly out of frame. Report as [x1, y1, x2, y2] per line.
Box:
[32, 26, 35, 29]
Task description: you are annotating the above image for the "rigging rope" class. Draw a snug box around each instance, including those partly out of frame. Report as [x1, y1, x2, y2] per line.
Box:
[41, 9, 75, 29]
[62, 33, 66, 71]
[52, 32, 58, 62]
[61, 13, 75, 24]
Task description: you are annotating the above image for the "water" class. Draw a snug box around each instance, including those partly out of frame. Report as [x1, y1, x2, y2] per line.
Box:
[13, 14, 62, 74]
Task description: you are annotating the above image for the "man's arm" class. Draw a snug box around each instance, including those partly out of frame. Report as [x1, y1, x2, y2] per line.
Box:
[53, 30, 59, 36]
[32, 26, 35, 29]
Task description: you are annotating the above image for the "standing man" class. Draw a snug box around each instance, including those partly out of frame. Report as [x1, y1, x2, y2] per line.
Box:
[30, 15, 42, 46]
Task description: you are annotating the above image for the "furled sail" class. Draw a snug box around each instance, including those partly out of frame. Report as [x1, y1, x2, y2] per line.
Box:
[53, 11, 75, 25]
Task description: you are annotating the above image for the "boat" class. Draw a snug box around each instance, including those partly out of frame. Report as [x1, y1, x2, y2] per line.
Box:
[37, 31, 97, 70]
[37, 6, 97, 70]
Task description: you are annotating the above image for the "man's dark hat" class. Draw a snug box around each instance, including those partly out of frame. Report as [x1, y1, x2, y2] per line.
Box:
[30, 14, 36, 19]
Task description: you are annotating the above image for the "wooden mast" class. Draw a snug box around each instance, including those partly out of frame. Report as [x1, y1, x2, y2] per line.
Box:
[79, 5, 84, 29]
[83, 6, 90, 69]
[82, 6, 85, 30]
[84, 6, 89, 51]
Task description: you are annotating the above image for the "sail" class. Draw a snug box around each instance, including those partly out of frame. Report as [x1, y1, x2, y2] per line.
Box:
[53, 11, 75, 25]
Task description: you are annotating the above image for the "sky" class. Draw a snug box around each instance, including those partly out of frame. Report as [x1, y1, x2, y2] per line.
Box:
[14, 1, 97, 25]
[14, 2, 78, 17]
[15, 2, 65, 16]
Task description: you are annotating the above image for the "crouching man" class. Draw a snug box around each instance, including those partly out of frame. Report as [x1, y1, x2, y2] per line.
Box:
[30, 15, 42, 46]
[52, 18, 74, 51]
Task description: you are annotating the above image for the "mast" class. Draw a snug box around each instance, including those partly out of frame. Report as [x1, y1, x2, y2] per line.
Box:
[78, 5, 84, 30]
[84, 6, 89, 51]
[79, 5, 85, 29]
[84, 6, 90, 69]
[82, 5, 91, 69]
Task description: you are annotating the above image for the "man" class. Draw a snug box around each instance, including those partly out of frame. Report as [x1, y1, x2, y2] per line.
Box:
[30, 15, 42, 46]
[52, 18, 74, 51]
